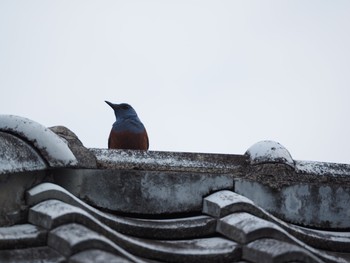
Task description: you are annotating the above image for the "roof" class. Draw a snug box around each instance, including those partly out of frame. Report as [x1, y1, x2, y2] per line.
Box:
[0, 115, 350, 263]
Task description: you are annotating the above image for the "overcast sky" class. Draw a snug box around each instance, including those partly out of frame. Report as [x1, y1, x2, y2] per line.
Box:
[1, 1, 349, 164]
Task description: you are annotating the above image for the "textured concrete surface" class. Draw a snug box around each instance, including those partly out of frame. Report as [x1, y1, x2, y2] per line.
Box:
[50, 126, 97, 169]
[217, 212, 288, 244]
[21, 184, 350, 262]
[29, 199, 93, 230]
[296, 160, 350, 176]
[235, 178, 350, 229]
[0, 131, 47, 175]
[70, 249, 133, 263]
[0, 246, 65, 263]
[28, 198, 241, 263]
[243, 238, 324, 263]
[203, 190, 350, 263]
[49, 223, 119, 257]
[27, 183, 216, 239]
[0, 224, 46, 249]
[90, 148, 247, 174]
[0, 171, 47, 226]
[202, 190, 255, 218]
[52, 168, 234, 215]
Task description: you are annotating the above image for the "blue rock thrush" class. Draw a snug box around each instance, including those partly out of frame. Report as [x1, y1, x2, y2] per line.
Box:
[105, 101, 149, 150]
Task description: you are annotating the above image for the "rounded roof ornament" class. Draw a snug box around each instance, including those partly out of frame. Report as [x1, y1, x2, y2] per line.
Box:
[245, 140, 294, 168]
[0, 115, 77, 167]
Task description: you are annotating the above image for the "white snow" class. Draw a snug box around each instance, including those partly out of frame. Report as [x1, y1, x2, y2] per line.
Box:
[295, 160, 350, 176]
[245, 140, 294, 167]
[204, 190, 255, 209]
[0, 115, 77, 167]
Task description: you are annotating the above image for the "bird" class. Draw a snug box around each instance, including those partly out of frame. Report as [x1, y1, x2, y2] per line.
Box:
[105, 101, 149, 150]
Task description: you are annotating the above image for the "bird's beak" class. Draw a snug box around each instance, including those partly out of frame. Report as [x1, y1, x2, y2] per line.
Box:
[105, 101, 118, 109]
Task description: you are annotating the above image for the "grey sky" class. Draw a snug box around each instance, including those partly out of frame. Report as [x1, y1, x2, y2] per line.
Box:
[1, 1, 349, 163]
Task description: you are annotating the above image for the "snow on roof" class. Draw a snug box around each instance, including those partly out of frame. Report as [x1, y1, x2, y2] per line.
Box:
[0, 115, 77, 167]
[245, 140, 295, 168]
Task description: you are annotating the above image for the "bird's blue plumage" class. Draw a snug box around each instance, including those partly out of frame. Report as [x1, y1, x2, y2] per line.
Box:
[105, 101, 149, 150]
[112, 116, 145, 133]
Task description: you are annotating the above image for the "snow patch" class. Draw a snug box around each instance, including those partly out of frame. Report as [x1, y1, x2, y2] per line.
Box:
[205, 190, 254, 209]
[0, 115, 77, 167]
[245, 140, 294, 168]
[295, 160, 350, 176]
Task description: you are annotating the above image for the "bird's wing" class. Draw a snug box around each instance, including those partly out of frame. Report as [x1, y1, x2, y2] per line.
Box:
[108, 132, 111, 148]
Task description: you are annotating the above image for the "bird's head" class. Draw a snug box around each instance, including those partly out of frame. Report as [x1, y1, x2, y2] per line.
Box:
[105, 101, 138, 120]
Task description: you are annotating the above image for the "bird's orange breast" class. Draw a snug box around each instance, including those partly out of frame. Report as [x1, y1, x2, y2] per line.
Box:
[108, 129, 149, 150]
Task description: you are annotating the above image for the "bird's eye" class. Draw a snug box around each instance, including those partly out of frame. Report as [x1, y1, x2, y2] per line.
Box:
[121, 105, 129, 110]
